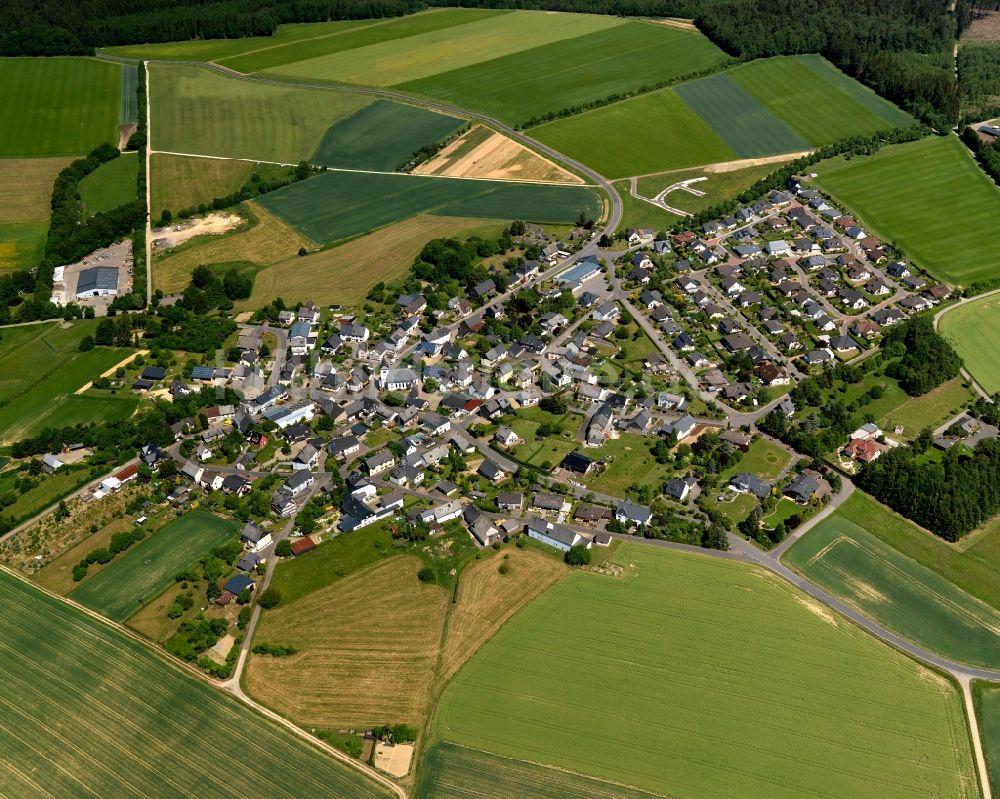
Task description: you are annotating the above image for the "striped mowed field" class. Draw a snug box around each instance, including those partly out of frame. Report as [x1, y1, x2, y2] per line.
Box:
[784, 491, 1000, 669]
[0, 57, 120, 157]
[432, 544, 977, 799]
[940, 292, 1000, 394]
[0, 571, 393, 799]
[533, 55, 913, 179]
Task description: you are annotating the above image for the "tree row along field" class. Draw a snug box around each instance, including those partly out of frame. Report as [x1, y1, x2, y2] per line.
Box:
[0, 572, 394, 799]
[109, 9, 728, 125]
[784, 491, 1000, 669]
[532, 55, 915, 179]
[815, 135, 1000, 287]
[431, 544, 978, 799]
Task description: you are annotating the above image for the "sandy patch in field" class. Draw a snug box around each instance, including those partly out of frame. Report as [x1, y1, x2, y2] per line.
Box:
[416, 127, 583, 184]
[844, 575, 888, 603]
[152, 212, 243, 250]
[793, 594, 838, 626]
[373, 742, 414, 778]
[118, 124, 138, 151]
[705, 151, 811, 174]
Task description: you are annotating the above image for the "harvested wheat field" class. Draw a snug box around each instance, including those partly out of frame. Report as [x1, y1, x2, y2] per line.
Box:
[415, 125, 583, 184]
[441, 547, 567, 682]
[246, 556, 449, 728]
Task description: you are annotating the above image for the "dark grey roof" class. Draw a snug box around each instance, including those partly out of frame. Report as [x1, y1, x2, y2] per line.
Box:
[76, 266, 118, 293]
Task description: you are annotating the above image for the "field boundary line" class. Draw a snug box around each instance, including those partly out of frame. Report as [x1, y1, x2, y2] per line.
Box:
[149, 148, 597, 187]
[0, 562, 407, 798]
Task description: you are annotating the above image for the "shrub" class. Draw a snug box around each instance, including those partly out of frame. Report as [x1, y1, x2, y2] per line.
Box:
[257, 587, 281, 609]
[417, 567, 435, 583]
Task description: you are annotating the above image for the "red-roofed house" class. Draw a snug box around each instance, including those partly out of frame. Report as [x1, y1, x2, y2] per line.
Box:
[844, 438, 883, 463]
[115, 464, 139, 484]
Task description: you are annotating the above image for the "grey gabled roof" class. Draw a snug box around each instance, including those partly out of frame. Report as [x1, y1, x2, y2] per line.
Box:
[76, 266, 118, 293]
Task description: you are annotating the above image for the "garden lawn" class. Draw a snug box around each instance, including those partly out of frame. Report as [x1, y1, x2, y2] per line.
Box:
[311, 100, 464, 172]
[149, 63, 373, 163]
[784, 491, 1000, 668]
[418, 742, 668, 799]
[582, 434, 673, 496]
[0, 572, 393, 799]
[256, 171, 601, 244]
[508, 408, 583, 470]
[877, 376, 975, 438]
[729, 55, 914, 145]
[245, 215, 507, 309]
[815, 135, 1000, 286]
[721, 437, 791, 481]
[264, 11, 620, 87]
[433, 543, 976, 799]
[533, 88, 735, 179]
[150, 153, 253, 218]
[68, 510, 238, 621]
[399, 21, 727, 125]
[0, 323, 137, 444]
[939, 293, 1000, 394]
[79, 154, 140, 216]
[0, 57, 119, 156]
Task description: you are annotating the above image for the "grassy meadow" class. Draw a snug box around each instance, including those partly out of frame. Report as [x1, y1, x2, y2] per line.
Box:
[68, 511, 238, 621]
[245, 215, 507, 308]
[247, 556, 449, 728]
[0, 321, 137, 444]
[311, 100, 464, 171]
[79, 154, 139, 216]
[257, 171, 601, 244]
[940, 293, 1000, 393]
[0, 57, 119, 157]
[784, 491, 1000, 668]
[0, 572, 393, 799]
[636, 162, 781, 214]
[150, 153, 254, 217]
[398, 20, 728, 124]
[0, 156, 74, 270]
[149, 63, 372, 162]
[152, 202, 312, 294]
[815, 135, 1000, 286]
[974, 682, 1000, 797]
[432, 544, 977, 799]
[264, 11, 620, 87]
[534, 88, 735, 179]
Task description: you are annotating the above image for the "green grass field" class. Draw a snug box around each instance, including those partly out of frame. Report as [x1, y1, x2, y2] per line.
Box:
[0, 58, 119, 157]
[728, 56, 914, 145]
[0, 321, 137, 444]
[311, 100, 464, 171]
[264, 11, 620, 87]
[534, 88, 735, 179]
[68, 511, 238, 621]
[582, 434, 672, 496]
[877, 376, 975, 438]
[79, 154, 139, 216]
[418, 742, 669, 799]
[149, 63, 373, 163]
[120, 63, 139, 124]
[676, 72, 810, 157]
[723, 437, 791, 480]
[0, 156, 75, 270]
[398, 20, 727, 125]
[613, 183, 683, 233]
[784, 491, 1000, 668]
[101, 16, 412, 64]
[0, 466, 95, 529]
[635, 162, 781, 214]
[974, 682, 1000, 797]
[150, 153, 254, 217]
[940, 294, 1000, 393]
[257, 171, 600, 244]
[432, 543, 976, 799]
[815, 135, 1000, 286]
[0, 571, 393, 799]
